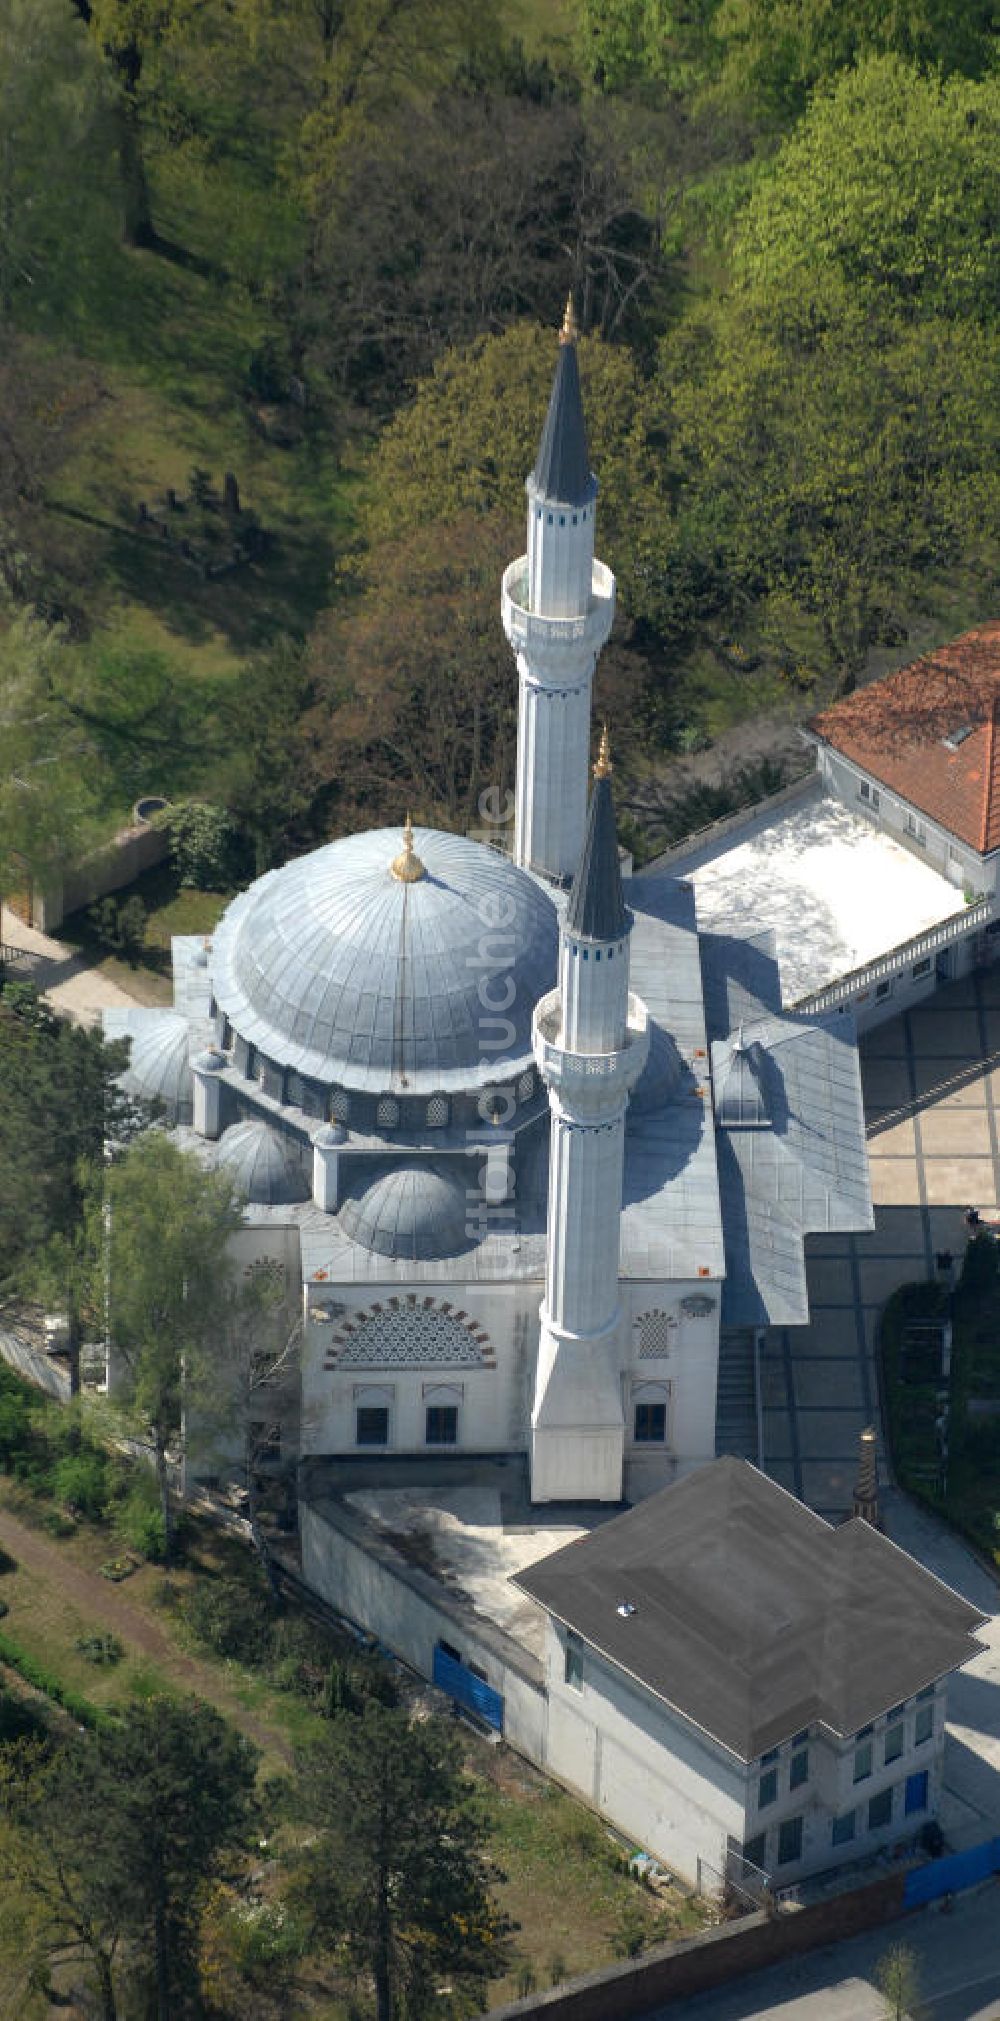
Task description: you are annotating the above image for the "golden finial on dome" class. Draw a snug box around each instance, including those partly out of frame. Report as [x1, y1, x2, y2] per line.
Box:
[594, 724, 612, 778]
[391, 812, 426, 883]
[559, 292, 579, 345]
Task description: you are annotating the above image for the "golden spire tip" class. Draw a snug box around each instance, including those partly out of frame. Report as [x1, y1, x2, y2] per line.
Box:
[594, 724, 612, 778]
[559, 291, 579, 345]
[391, 812, 426, 883]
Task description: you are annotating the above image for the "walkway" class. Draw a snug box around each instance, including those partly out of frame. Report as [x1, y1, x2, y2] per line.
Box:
[0, 904, 142, 1025]
[760, 965, 1000, 1521]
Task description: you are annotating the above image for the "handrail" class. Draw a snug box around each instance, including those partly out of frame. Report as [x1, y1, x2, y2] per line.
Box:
[793, 896, 994, 1014]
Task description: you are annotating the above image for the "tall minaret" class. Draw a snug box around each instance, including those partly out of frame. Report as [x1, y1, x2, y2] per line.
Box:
[530, 733, 649, 1502]
[502, 298, 616, 884]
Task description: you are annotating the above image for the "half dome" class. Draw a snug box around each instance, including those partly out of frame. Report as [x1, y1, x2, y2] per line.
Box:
[338, 1160, 474, 1261]
[120, 1015, 193, 1119]
[216, 1120, 311, 1206]
[210, 826, 559, 1094]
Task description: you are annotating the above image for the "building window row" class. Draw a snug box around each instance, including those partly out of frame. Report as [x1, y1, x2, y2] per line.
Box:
[756, 1730, 810, 1809]
[853, 1692, 935, 1782]
[356, 1402, 460, 1448]
[833, 1770, 930, 1846]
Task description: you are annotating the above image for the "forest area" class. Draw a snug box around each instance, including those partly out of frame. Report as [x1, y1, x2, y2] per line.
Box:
[2, 0, 1000, 888]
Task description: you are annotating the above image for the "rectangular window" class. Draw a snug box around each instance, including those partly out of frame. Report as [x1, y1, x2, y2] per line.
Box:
[832, 1810, 856, 1847]
[438, 1640, 462, 1665]
[425, 1404, 458, 1446]
[859, 780, 871, 801]
[758, 1769, 778, 1808]
[742, 1833, 767, 1870]
[905, 1770, 929, 1815]
[912, 957, 932, 979]
[634, 1402, 666, 1443]
[854, 1741, 873, 1783]
[564, 1634, 584, 1691]
[777, 1815, 803, 1865]
[356, 1406, 389, 1446]
[761, 1747, 781, 1765]
[790, 1748, 809, 1790]
[875, 980, 893, 1002]
[884, 1723, 905, 1765]
[868, 1787, 893, 1831]
[792, 1729, 809, 1747]
[914, 1704, 934, 1745]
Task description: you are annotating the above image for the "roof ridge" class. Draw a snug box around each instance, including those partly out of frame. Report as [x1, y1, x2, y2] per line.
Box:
[981, 691, 1000, 853]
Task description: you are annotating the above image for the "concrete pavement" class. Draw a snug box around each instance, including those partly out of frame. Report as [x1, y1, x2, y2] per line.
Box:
[642, 1883, 1000, 2020]
[1, 904, 142, 1025]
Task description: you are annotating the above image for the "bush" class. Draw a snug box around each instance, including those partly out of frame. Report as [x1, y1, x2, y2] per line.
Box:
[160, 800, 239, 890]
[115, 1477, 166, 1562]
[183, 1574, 274, 1664]
[0, 1544, 16, 1576]
[76, 1631, 125, 1666]
[0, 1632, 100, 1725]
[0, 1691, 47, 1745]
[51, 1450, 110, 1521]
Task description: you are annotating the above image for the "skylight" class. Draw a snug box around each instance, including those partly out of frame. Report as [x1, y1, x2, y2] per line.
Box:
[943, 725, 974, 750]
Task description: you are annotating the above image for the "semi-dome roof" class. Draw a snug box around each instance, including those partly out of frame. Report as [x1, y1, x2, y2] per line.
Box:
[210, 826, 559, 1095]
[216, 1120, 311, 1206]
[120, 1015, 193, 1116]
[338, 1160, 475, 1261]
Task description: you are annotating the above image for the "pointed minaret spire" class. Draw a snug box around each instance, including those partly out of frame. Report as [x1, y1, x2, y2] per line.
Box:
[566, 751, 628, 948]
[852, 1425, 880, 1528]
[502, 300, 615, 885]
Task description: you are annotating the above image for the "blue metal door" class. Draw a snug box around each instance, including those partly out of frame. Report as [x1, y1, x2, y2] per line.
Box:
[432, 1644, 504, 1732]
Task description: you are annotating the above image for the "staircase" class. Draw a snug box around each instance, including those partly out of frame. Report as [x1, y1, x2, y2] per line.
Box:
[715, 1328, 759, 1462]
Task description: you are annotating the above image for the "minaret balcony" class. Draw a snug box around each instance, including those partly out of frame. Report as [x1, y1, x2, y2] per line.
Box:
[502, 557, 615, 671]
[533, 988, 649, 1102]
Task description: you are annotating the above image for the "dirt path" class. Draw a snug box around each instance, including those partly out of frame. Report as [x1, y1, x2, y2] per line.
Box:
[0, 1505, 291, 1760]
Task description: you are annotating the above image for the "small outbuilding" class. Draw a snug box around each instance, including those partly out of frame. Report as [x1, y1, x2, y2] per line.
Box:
[513, 1458, 987, 1894]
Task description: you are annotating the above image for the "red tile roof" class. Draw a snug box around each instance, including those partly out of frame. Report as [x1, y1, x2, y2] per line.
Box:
[809, 624, 1000, 856]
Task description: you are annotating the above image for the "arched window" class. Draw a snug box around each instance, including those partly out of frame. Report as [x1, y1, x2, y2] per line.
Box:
[330, 1088, 351, 1124]
[376, 1096, 399, 1128]
[426, 1095, 449, 1128]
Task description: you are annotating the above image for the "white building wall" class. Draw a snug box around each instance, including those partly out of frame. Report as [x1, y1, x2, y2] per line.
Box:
[544, 1620, 748, 1888]
[817, 746, 998, 898]
[300, 1501, 548, 1763]
[623, 1280, 722, 1497]
[299, 1278, 540, 1458]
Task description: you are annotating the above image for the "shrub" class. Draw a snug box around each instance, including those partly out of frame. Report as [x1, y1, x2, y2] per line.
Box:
[0, 1691, 47, 1745]
[115, 1476, 166, 1562]
[161, 800, 239, 890]
[51, 1450, 110, 1521]
[183, 1574, 274, 1664]
[0, 1632, 100, 1725]
[0, 1544, 16, 1576]
[76, 1631, 124, 1666]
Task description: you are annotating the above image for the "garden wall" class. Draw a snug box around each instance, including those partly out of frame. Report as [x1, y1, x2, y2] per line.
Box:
[35, 819, 170, 933]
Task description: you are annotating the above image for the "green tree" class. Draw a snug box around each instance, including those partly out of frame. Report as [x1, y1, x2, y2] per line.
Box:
[1, 1698, 258, 2020]
[710, 0, 1000, 126]
[875, 1940, 921, 2020]
[0, 0, 118, 325]
[0, 618, 101, 903]
[732, 58, 1000, 330]
[287, 1700, 511, 2021]
[575, 0, 720, 95]
[99, 1131, 246, 1561]
[358, 322, 672, 634]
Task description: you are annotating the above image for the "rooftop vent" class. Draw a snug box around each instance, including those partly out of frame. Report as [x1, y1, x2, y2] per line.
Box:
[617, 1600, 637, 1618]
[943, 725, 974, 750]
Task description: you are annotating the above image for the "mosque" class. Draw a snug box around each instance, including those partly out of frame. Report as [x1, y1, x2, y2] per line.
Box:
[105, 302, 872, 1508]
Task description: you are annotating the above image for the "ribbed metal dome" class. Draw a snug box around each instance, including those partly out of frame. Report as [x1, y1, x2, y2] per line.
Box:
[338, 1161, 475, 1260]
[210, 826, 559, 1094]
[216, 1121, 311, 1206]
[120, 1015, 193, 1117]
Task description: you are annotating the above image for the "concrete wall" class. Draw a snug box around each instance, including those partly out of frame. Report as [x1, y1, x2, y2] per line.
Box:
[0, 1325, 71, 1401]
[490, 1871, 908, 2021]
[35, 818, 171, 932]
[300, 1496, 548, 1761]
[543, 1620, 747, 1888]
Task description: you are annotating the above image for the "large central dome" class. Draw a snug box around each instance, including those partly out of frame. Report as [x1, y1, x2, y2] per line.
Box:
[210, 825, 559, 1093]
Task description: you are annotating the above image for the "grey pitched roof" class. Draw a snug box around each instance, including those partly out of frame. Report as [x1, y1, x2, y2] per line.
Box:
[513, 1458, 987, 1761]
[566, 775, 629, 941]
[528, 340, 597, 508]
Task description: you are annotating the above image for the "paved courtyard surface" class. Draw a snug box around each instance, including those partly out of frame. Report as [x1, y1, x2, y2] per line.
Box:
[668, 780, 963, 1004]
[1, 904, 141, 1025]
[760, 964, 1000, 1522]
[640, 1881, 1000, 2020]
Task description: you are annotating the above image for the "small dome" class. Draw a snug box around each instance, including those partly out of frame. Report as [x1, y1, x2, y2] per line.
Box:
[313, 1122, 346, 1148]
[338, 1161, 474, 1261]
[121, 1016, 193, 1118]
[193, 1047, 226, 1073]
[216, 1120, 311, 1206]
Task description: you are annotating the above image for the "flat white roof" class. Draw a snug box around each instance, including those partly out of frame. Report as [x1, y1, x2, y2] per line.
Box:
[667, 784, 964, 1005]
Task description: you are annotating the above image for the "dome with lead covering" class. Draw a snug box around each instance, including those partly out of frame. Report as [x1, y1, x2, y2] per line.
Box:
[216, 1120, 311, 1206]
[338, 1161, 475, 1261]
[120, 1015, 193, 1118]
[210, 826, 559, 1095]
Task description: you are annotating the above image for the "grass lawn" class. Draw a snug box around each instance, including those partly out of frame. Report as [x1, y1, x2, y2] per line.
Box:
[57, 861, 233, 1006]
[881, 1237, 1000, 1561]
